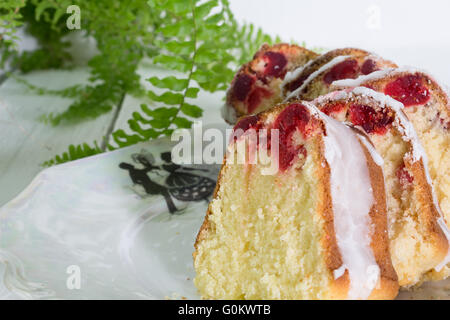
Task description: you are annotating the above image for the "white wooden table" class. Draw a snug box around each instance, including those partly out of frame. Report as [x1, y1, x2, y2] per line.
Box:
[0, 65, 225, 207]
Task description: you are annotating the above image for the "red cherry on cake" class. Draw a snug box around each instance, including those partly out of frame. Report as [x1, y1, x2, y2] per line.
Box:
[348, 104, 394, 135]
[361, 59, 379, 75]
[273, 103, 311, 171]
[247, 87, 272, 113]
[384, 75, 430, 107]
[396, 164, 414, 187]
[323, 59, 359, 85]
[321, 102, 346, 117]
[232, 74, 255, 101]
[263, 51, 287, 78]
[232, 114, 260, 141]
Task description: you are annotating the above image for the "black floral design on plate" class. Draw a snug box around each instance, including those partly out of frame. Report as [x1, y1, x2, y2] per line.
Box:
[119, 150, 215, 213]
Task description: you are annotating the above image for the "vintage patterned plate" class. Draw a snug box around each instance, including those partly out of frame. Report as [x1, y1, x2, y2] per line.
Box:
[0, 123, 448, 300]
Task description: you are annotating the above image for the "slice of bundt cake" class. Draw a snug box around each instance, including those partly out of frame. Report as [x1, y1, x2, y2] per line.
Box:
[194, 102, 398, 299]
[222, 43, 318, 124]
[332, 69, 450, 282]
[313, 87, 450, 286]
[281, 48, 397, 102]
[332, 68, 449, 226]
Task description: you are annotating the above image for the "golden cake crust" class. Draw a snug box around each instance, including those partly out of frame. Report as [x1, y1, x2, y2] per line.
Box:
[356, 130, 399, 299]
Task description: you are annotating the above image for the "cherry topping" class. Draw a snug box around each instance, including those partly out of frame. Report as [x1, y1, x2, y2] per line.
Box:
[384, 75, 430, 107]
[323, 59, 359, 85]
[361, 59, 379, 75]
[397, 164, 414, 187]
[232, 115, 260, 141]
[247, 87, 272, 113]
[263, 51, 287, 77]
[348, 104, 394, 135]
[321, 102, 346, 116]
[233, 74, 255, 101]
[234, 115, 259, 132]
[273, 103, 311, 171]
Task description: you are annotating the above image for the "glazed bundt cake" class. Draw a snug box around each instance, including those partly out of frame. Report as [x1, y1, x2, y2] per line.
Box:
[281, 48, 397, 101]
[206, 43, 449, 299]
[194, 102, 398, 299]
[313, 87, 450, 286]
[222, 43, 318, 124]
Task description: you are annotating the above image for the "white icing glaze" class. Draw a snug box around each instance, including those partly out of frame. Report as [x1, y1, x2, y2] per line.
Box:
[436, 217, 450, 271]
[331, 68, 396, 87]
[280, 59, 315, 92]
[284, 56, 350, 101]
[281, 51, 387, 99]
[221, 103, 238, 125]
[304, 102, 380, 300]
[333, 265, 346, 279]
[316, 87, 450, 271]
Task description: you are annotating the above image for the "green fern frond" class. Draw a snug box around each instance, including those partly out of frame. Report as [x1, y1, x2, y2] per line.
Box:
[41, 0, 281, 166]
[42, 141, 102, 167]
[0, 0, 27, 68]
[108, 0, 278, 147]
[9, 0, 163, 125]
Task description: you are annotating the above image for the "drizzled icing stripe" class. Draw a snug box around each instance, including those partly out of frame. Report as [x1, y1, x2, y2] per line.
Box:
[304, 102, 381, 300]
[284, 56, 350, 101]
[282, 50, 388, 100]
[331, 68, 396, 87]
[356, 133, 384, 167]
[281, 59, 315, 91]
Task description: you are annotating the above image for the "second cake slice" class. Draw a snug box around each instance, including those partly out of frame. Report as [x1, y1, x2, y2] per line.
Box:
[314, 87, 450, 286]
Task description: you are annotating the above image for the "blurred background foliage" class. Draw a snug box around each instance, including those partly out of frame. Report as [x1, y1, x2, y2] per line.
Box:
[0, 0, 280, 165]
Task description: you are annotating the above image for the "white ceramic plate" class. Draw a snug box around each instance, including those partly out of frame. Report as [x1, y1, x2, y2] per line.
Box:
[0, 123, 448, 300]
[0, 123, 226, 300]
